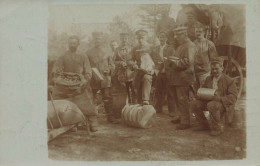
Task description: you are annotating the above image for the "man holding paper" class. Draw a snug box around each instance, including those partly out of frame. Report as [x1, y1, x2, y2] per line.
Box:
[86, 31, 118, 124]
[151, 31, 175, 115]
[190, 57, 238, 136]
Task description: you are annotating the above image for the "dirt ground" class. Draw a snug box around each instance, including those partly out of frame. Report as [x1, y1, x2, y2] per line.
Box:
[48, 95, 246, 161]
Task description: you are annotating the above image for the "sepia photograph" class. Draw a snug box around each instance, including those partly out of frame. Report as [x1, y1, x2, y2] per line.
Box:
[46, 3, 246, 161]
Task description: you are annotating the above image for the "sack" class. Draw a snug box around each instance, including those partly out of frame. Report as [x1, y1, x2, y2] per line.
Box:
[47, 100, 86, 129]
[121, 104, 156, 128]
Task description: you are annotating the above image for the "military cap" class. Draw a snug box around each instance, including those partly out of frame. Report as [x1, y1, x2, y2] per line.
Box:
[68, 35, 80, 42]
[120, 32, 129, 37]
[92, 31, 104, 38]
[210, 57, 224, 66]
[173, 25, 188, 34]
[135, 29, 148, 37]
[136, 48, 150, 54]
[158, 31, 167, 36]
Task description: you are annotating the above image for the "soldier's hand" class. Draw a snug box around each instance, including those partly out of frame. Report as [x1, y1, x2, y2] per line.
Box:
[103, 69, 110, 75]
[121, 61, 127, 68]
[132, 64, 138, 70]
[212, 95, 221, 101]
[182, 58, 189, 65]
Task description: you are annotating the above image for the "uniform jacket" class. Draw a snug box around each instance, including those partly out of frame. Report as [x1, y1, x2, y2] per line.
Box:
[51, 50, 96, 116]
[52, 50, 92, 82]
[113, 45, 135, 82]
[166, 38, 197, 86]
[194, 39, 218, 75]
[203, 74, 238, 123]
[151, 44, 175, 74]
[86, 46, 115, 89]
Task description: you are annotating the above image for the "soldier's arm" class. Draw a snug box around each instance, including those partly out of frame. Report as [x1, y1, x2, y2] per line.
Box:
[175, 46, 196, 70]
[220, 77, 238, 106]
[208, 41, 218, 59]
[83, 54, 92, 82]
[108, 55, 115, 75]
[52, 55, 64, 77]
[113, 49, 122, 67]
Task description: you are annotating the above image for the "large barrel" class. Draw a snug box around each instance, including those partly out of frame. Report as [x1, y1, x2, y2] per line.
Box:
[47, 100, 86, 129]
[112, 92, 127, 118]
[121, 104, 156, 128]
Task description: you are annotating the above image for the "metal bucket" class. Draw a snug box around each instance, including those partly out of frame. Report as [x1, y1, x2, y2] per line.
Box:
[197, 88, 216, 100]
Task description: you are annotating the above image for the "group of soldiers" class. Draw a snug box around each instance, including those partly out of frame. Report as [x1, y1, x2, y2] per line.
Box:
[50, 22, 238, 136]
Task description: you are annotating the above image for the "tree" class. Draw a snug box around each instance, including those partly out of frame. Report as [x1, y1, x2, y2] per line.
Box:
[108, 15, 135, 46]
[138, 4, 172, 45]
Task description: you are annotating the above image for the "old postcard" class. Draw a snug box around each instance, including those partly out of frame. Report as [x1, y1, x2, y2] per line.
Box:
[0, 0, 260, 165]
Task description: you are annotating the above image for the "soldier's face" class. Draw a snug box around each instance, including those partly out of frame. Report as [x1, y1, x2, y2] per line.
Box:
[174, 32, 186, 44]
[211, 63, 224, 78]
[195, 28, 205, 39]
[120, 36, 128, 45]
[138, 37, 146, 46]
[68, 39, 79, 52]
[159, 34, 167, 45]
[110, 41, 118, 51]
[95, 36, 103, 47]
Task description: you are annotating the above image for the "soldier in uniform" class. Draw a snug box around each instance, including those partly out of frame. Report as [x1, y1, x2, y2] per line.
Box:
[86, 32, 118, 124]
[194, 25, 218, 87]
[113, 32, 136, 103]
[185, 11, 202, 42]
[110, 40, 118, 60]
[132, 29, 154, 105]
[168, 26, 197, 130]
[51, 35, 98, 132]
[151, 31, 176, 115]
[190, 57, 238, 136]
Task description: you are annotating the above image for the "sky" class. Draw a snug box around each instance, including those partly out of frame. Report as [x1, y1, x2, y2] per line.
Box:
[49, 4, 182, 39]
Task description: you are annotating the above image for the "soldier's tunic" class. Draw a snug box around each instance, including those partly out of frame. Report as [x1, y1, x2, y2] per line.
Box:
[51, 50, 98, 127]
[113, 45, 136, 102]
[166, 38, 196, 125]
[151, 44, 175, 112]
[190, 74, 238, 131]
[132, 44, 154, 104]
[86, 46, 115, 118]
[194, 38, 218, 87]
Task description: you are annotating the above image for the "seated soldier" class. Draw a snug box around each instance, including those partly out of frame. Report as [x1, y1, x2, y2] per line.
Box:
[190, 57, 238, 136]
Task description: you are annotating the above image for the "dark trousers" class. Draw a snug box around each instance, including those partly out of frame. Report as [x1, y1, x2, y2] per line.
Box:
[154, 73, 168, 112]
[190, 100, 225, 131]
[168, 86, 190, 125]
[125, 81, 136, 104]
[92, 88, 114, 117]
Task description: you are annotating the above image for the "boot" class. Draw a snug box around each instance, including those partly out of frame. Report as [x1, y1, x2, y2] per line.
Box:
[176, 124, 190, 130]
[192, 125, 210, 131]
[107, 116, 119, 124]
[142, 100, 150, 105]
[171, 116, 181, 124]
[210, 130, 222, 136]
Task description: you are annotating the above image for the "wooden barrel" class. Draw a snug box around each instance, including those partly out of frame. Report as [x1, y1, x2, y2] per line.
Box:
[121, 104, 156, 128]
[112, 92, 127, 118]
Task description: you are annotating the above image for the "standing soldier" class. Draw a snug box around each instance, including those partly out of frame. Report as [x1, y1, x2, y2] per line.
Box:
[194, 25, 218, 87]
[51, 35, 98, 132]
[132, 29, 154, 105]
[86, 32, 118, 124]
[151, 31, 176, 115]
[110, 40, 119, 61]
[113, 33, 136, 103]
[167, 26, 197, 130]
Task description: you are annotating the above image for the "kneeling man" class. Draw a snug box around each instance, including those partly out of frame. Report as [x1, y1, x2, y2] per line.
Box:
[190, 57, 238, 136]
